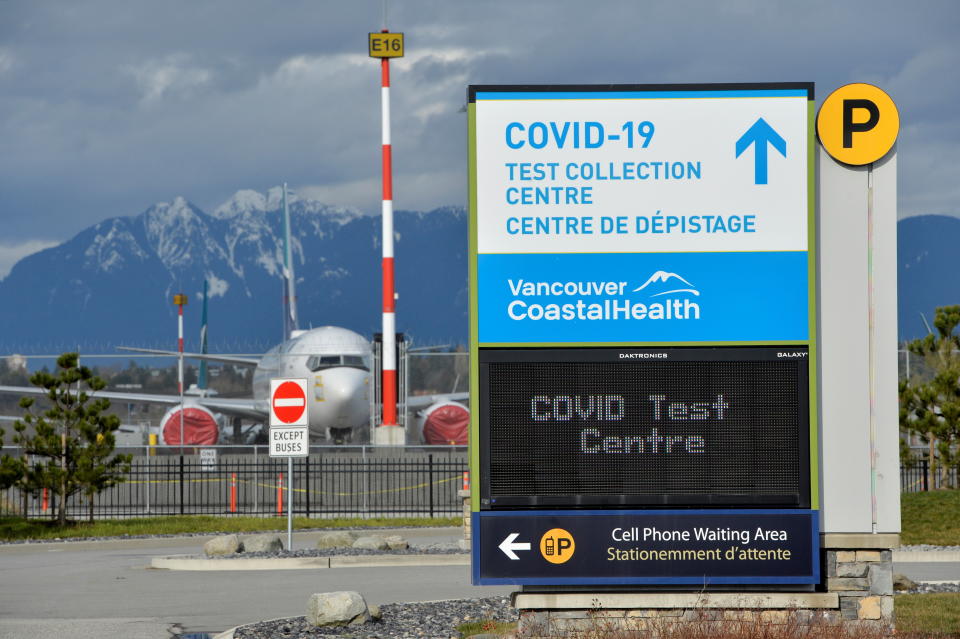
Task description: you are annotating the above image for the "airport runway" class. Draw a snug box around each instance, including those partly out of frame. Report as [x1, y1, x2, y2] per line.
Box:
[0, 532, 954, 639]
[0, 529, 511, 639]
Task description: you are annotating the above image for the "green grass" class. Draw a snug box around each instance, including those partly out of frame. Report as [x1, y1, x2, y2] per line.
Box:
[901, 490, 960, 546]
[0, 515, 460, 542]
[456, 620, 517, 637]
[895, 593, 960, 635]
[2, 489, 956, 547]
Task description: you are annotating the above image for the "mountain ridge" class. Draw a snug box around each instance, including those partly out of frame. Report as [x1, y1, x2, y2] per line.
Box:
[1, 202, 956, 352]
[0, 191, 467, 353]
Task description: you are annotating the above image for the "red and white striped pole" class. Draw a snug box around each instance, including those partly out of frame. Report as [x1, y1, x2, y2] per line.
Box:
[379, 31, 397, 428]
[173, 294, 188, 450]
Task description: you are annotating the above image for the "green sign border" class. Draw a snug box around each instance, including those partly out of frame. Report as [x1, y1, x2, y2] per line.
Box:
[467, 84, 818, 512]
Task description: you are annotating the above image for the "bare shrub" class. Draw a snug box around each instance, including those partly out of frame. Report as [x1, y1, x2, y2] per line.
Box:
[518, 606, 896, 639]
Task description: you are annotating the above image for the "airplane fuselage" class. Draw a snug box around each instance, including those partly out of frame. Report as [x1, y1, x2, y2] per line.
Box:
[251, 326, 371, 440]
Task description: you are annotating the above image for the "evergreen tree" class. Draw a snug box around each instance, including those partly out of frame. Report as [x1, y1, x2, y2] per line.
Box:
[12, 353, 132, 524]
[900, 305, 960, 488]
[0, 425, 25, 489]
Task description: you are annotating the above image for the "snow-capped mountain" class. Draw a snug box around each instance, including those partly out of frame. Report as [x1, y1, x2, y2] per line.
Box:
[0, 191, 467, 353]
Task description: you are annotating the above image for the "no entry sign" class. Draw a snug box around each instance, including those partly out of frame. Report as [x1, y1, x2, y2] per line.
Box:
[270, 378, 309, 427]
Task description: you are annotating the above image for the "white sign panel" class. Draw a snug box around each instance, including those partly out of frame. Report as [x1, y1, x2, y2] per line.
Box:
[199, 448, 217, 471]
[270, 378, 309, 427]
[475, 89, 808, 255]
[269, 425, 309, 458]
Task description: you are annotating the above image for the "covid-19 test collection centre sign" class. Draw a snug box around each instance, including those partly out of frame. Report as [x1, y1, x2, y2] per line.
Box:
[468, 84, 819, 586]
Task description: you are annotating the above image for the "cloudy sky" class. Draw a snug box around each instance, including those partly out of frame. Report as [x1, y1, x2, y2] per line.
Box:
[0, 0, 958, 277]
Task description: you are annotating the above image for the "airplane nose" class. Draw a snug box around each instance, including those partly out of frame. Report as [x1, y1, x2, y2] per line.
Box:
[317, 370, 368, 428]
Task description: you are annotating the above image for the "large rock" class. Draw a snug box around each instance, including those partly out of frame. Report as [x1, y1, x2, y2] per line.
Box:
[893, 573, 918, 591]
[203, 534, 242, 556]
[306, 591, 371, 627]
[242, 533, 284, 553]
[352, 535, 389, 551]
[384, 535, 409, 550]
[316, 531, 357, 549]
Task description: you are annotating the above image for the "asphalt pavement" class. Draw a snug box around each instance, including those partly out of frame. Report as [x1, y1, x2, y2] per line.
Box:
[0, 530, 955, 639]
[893, 561, 960, 583]
[0, 528, 510, 639]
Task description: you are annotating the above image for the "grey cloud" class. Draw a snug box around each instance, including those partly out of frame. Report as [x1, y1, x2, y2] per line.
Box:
[0, 0, 958, 246]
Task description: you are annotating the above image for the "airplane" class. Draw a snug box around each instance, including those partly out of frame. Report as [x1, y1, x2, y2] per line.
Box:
[0, 184, 468, 446]
[107, 324, 374, 445]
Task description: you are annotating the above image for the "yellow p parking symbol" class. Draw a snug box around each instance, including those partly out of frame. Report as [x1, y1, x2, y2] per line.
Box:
[817, 83, 899, 166]
[540, 528, 575, 564]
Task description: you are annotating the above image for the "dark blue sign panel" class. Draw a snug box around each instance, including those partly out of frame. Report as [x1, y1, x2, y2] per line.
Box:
[472, 510, 819, 586]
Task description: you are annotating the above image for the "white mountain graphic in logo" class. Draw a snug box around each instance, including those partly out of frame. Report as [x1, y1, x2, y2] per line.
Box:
[633, 270, 700, 297]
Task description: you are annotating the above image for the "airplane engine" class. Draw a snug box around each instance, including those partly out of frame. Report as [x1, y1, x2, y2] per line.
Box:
[417, 401, 469, 445]
[160, 404, 220, 446]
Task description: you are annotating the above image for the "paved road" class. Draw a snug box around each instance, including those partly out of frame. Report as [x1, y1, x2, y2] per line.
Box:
[894, 561, 960, 583]
[1, 531, 955, 639]
[0, 529, 512, 639]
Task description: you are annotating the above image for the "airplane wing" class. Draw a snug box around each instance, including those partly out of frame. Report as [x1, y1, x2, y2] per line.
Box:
[115, 346, 260, 367]
[0, 385, 267, 421]
[406, 392, 469, 411]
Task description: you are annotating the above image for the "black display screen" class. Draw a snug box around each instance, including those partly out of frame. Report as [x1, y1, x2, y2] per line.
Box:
[479, 347, 810, 509]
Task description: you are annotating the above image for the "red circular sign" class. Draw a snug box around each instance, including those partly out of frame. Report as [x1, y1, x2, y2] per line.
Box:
[272, 381, 307, 424]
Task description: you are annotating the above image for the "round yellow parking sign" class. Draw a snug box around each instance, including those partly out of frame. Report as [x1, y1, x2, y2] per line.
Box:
[817, 83, 899, 166]
[539, 528, 575, 564]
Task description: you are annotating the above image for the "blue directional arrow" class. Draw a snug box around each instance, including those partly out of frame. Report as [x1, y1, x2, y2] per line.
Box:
[735, 117, 787, 185]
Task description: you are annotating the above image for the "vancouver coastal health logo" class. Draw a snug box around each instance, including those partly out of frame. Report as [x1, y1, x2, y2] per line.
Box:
[505, 270, 701, 322]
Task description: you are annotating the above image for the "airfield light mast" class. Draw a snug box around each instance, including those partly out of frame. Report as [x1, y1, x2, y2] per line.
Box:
[370, 26, 404, 431]
[174, 293, 188, 452]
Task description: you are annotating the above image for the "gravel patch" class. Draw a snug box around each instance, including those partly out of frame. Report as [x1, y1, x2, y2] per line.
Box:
[898, 544, 960, 552]
[231, 585, 960, 639]
[901, 582, 960, 594]
[0, 527, 457, 547]
[233, 595, 514, 639]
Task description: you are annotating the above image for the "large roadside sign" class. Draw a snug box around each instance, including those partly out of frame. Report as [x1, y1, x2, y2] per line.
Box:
[468, 83, 818, 586]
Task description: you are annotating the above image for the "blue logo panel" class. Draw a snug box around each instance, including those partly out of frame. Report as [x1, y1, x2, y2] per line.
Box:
[477, 252, 808, 343]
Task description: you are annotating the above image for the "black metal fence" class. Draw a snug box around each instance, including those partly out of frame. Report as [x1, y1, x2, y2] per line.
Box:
[1, 452, 954, 520]
[2, 447, 468, 520]
[900, 459, 959, 492]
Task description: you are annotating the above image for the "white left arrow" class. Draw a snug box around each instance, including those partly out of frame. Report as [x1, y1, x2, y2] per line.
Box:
[498, 533, 531, 560]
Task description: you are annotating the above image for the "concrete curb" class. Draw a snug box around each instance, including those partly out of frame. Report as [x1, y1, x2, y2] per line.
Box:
[152, 549, 952, 571]
[151, 553, 470, 571]
[892, 550, 960, 563]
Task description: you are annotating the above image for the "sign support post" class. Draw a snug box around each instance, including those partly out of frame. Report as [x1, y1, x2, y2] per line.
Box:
[287, 456, 293, 550]
[269, 378, 309, 552]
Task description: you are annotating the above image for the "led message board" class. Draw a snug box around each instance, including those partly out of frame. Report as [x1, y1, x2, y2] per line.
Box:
[479, 347, 809, 509]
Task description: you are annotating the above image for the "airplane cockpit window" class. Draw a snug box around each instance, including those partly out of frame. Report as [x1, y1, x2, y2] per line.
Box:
[342, 355, 368, 370]
[306, 355, 369, 371]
